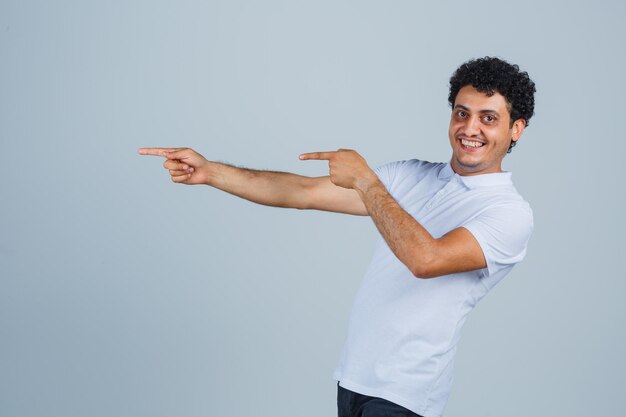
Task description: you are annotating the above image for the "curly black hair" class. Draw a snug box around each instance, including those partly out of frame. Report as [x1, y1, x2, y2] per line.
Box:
[448, 57, 536, 153]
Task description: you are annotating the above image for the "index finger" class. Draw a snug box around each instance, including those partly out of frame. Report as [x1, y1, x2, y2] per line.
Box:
[299, 151, 336, 160]
[138, 147, 186, 157]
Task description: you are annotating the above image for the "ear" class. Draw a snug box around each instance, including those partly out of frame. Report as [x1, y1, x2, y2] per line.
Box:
[511, 119, 527, 143]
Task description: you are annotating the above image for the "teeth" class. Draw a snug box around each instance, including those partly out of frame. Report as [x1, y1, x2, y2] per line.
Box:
[461, 139, 484, 148]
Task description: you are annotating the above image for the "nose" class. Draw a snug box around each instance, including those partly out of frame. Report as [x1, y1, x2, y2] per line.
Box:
[463, 115, 481, 136]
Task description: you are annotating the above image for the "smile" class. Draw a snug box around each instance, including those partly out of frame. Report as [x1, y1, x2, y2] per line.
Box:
[459, 138, 485, 150]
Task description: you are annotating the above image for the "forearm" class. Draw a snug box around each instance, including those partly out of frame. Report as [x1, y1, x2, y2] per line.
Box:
[295, 148, 485, 276]
[356, 179, 438, 277]
[205, 162, 312, 209]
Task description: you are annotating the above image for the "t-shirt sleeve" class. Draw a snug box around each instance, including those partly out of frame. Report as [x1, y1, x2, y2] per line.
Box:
[374, 160, 414, 191]
[462, 203, 534, 277]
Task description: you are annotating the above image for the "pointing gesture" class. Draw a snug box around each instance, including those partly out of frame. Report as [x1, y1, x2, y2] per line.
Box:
[138, 147, 211, 185]
[138, 146, 369, 215]
[300, 149, 378, 191]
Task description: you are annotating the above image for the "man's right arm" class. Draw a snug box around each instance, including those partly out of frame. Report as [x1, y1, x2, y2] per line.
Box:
[138, 147, 368, 216]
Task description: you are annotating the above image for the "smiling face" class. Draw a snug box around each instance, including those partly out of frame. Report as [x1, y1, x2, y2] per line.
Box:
[448, 85, 526, 176]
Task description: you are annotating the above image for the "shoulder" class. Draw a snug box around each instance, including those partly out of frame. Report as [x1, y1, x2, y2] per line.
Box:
[460, 172, 533, 217]
[375, 159, 443, 189]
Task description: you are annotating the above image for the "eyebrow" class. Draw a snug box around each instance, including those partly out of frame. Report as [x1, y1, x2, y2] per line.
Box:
[454, 104, 500, 116]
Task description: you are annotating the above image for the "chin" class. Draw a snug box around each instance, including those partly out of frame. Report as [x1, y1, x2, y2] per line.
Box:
[453, 153, 481, 168]
[452, 156, 486, 174]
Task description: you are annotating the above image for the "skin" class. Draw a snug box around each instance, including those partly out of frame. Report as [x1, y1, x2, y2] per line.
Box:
[138, 86, 527, 278]
[449, 85, 526, 175]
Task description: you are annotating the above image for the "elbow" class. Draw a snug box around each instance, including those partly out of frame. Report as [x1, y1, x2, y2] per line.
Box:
[411, 266, 439, 279]
[409, 253, 441, 279]
[297, 180, 316, 210]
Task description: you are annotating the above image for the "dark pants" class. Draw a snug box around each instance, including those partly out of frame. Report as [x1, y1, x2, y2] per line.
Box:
[337, 384, 424, 417]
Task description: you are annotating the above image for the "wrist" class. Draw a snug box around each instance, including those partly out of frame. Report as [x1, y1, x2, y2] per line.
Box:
[202, 161, 220, 186]
[354, 172, 381, 195]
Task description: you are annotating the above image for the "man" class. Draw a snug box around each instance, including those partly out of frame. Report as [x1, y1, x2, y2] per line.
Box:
[139, 56, 536, 417]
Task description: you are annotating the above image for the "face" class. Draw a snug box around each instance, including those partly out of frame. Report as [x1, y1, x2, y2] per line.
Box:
[448, 85, 526, 176]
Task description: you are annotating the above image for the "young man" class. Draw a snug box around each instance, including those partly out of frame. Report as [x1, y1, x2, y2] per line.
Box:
[139, 57, 536, 417]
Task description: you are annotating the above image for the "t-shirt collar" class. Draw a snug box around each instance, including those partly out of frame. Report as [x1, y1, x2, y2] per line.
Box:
[438, 162, 513, 189]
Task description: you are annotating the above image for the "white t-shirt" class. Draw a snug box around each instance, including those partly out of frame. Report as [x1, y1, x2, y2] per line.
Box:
[333, 160, 533, 417]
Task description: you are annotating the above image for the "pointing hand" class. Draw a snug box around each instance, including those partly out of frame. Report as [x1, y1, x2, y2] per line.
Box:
[138, 147, 210, 185]
[299, 149, 377, 191]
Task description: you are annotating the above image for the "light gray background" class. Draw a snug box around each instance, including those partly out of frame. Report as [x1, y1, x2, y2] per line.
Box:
[1, 1, 625, 416]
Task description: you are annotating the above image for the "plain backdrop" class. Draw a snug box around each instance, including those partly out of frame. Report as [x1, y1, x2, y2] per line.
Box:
[1, 1, 625, 416]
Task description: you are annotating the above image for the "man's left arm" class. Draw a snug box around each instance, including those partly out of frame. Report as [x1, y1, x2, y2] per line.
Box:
[300, 149, 486, 278]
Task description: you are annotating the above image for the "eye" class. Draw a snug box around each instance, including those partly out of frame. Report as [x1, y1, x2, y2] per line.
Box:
[482, 115, 496, 123]
[456, 110, 467, 118]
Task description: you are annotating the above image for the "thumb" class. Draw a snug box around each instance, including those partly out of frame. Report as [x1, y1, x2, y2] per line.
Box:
[165, 148, 209, 169]
[165, 148, 193, 160]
